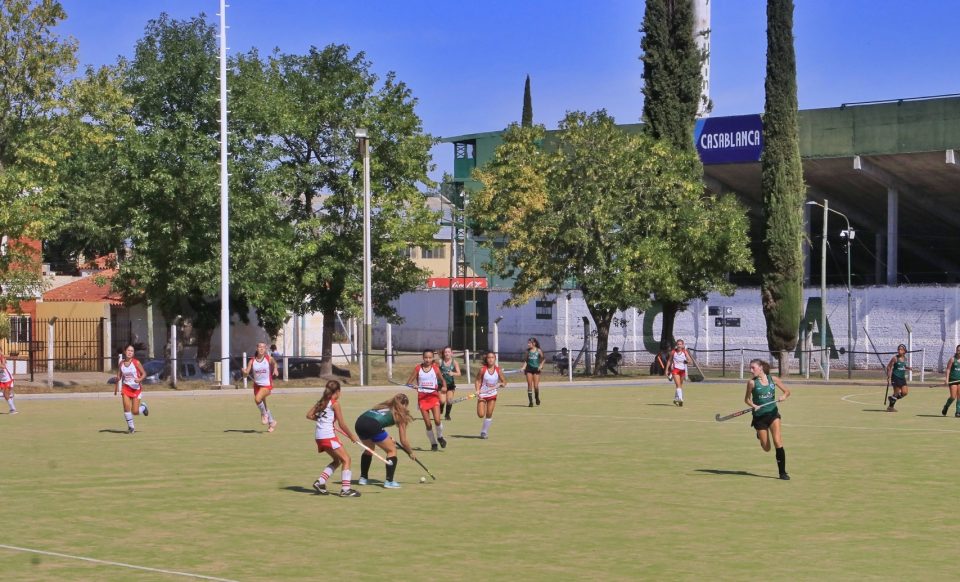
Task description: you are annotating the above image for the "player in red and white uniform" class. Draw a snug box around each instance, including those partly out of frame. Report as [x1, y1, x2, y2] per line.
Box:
[243, 342, 278, 432]
[306, 380, 360, 497]
[666, 338, 692, 407]
[114, 344, 148, 433]
[405, 349, 448, 451]
[474, 351, 506, 439]
[0, 347, 17, 415]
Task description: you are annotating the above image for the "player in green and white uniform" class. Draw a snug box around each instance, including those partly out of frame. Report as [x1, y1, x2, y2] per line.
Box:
[354, 393, 416, 489]
[744, 358, 792, 480]
[439, 346, 461, 420]
[524, 338, 545, 407]
[886, 344, 912, 412]
[941, 344, 960, 417]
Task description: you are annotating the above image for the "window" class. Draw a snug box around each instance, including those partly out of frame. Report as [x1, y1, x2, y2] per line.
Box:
[9, 315, 30, 342]
[536, 300, 554, 320]
[421, 245, 445, 259]
[401, 246, 417, 259]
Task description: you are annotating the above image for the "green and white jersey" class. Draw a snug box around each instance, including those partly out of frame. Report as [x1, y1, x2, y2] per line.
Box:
[526, 349, 542, 368]
[950, 357, 960, 382]
[439, 360, 456, 385]
[360, 407, 395, 429]
[751, 375, 778, 417]
[891, 357, 907, 380]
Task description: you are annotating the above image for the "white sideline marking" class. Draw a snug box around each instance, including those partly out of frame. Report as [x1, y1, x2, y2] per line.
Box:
[0, 544, 239, 582]
[841, 392, 880, 406]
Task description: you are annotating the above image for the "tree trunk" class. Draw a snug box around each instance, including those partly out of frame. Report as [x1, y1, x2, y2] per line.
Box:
[320, 307, 336, 377]
[776, 350, 791, 377]
[194, 323, 214, 369]
[659, 301, 680, 351]
[586, 306, 615, 376]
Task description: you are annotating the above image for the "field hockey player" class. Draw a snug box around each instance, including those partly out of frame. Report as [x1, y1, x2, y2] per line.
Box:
[886, 344, 912, 412]
[0, 347, 17, 415]
[475, 351, 506, 439]
[243, 342, 279, 432]
[744, 358, 791, 480]
[524, 337, 545, 407]
[307, 380, 361, 497]
[941, 344, 960, 416]
[438, 346, 461, 420]
[405, 349, 448, 451]
[354, 393, 416, 489]
[115, 344, 149, 433]
[666, 339, 693, 406]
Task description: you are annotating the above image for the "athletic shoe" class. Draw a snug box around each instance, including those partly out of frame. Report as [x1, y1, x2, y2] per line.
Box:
[431, 444, 438, 452]
[339, 488, 361, 497]
[8, 410, 18, 415]
[444, 414, 451, 421]
[943, 404, 950, 416]
[480, 432, 488, 439]
[886, 406, 897, 412]
[678, 400, 684, 407]
[128, 427, 135, 434]
[268, 420, 277, 433]
[261, 414, 268, 425]
[779, 473, 791, 481]
[955, 412, 960, 418]
[313, 480, 328, 495]
[528, 402, 533, 408]
[383, 481, 401, 489]
[358, 477, 369, 486]
[535, 397, 540, 405]
[438, 436, 447, 449]
[141, 402, 149, 416]
[673, 399, 681, 407]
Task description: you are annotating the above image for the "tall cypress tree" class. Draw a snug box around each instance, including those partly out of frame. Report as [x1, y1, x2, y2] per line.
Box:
[640, 0, 710, 351]
[640, 0, 704, 153]
[521, 74, 533, 127]
[760, 0, 805, 374]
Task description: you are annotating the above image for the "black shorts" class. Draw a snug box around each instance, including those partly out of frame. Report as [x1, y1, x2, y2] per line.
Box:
[524, 366, 541, 375]
[444, 381, 456, 391]
[891, 376, 907, 388]
[355, 415, 384, 441]
[751, 410, 781, 430]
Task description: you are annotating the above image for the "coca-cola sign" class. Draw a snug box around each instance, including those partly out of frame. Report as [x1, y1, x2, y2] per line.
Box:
[426, 277, 488, 289]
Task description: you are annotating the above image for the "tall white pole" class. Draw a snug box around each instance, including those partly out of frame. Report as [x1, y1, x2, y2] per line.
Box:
[218, 0, 231, 387]
[821, 199, 829, 380]
[693, 0, 711, 117]
[357, 129, 372, 386]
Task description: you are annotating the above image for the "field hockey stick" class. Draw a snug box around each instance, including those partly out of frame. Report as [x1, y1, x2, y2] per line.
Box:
[447, 392, 476, 405]
[335, 428, 393, 466]
[714, 400, 779, 422]
[411, 456, 436, 480]
[883, 376, 891, 405]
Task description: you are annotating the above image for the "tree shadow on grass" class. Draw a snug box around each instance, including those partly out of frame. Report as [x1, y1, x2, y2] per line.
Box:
[695, 469, 778, 479]
[223, 429, 259, 433]
[98, 429, 129, 434]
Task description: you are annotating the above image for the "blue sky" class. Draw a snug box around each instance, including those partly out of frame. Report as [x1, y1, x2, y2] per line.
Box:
[57, 1, 960, 179]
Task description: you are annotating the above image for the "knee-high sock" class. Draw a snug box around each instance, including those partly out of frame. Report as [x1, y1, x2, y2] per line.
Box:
[386, 456, 398, 482]
[425, 428, 437, 445]
[6, 396, 14, 412]
[360, 452, 373, 479]
[775, 447, 787, 475]
[341, 469, 352, 491]
[675, 388, 683, 401]
[124, 411, 134, 429]
[481, 418, 493, 434]
[257, 401, 267, 414]
[445, 403, 452, 415]
[138, 402, 146, 414]
[317, 464, 335, 485]
[527, 390, 534, 404]
[436, 423, 444, 438]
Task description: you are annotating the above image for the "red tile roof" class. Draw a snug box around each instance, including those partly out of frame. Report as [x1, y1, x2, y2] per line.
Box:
[43, 270, 124, 305]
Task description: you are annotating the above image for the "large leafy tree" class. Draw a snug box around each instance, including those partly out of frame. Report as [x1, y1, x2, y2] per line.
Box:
[107, 14, 292, 361]
[474, 111, 728, 370]
[0, 0, 77, 308]
[639, 0, 745, 352]
[231, 45, 437, 375]
[760, 0, 805, 374]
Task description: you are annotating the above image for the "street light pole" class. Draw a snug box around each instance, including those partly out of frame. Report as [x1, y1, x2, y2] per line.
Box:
[807, 199, 854, 381]
[821, 199, 828, 380]
[356, 128, 372, 386]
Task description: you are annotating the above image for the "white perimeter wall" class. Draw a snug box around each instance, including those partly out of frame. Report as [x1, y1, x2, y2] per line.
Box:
[374, 286, 960, 372]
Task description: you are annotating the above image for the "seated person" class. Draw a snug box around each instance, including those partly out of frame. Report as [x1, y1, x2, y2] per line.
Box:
[606, 347, 623, 375]
[553, 347, 570, 372]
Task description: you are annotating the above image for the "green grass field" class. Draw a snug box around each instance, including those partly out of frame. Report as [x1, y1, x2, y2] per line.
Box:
[2, 379, 959, 581]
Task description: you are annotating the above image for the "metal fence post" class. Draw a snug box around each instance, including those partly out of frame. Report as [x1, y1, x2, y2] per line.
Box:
[920, 348, 925, 383]
[464, 349, 471, 384]
[170, 322, 178, 389]
[385, 323, 393, 382]
[739, 348, 745, 380]
[47, 318, 57, 388]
